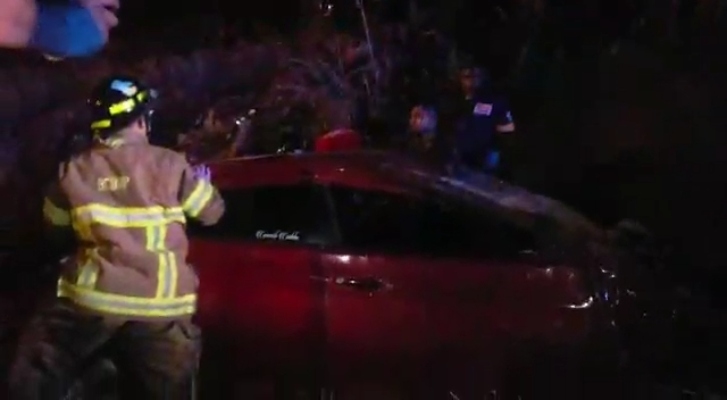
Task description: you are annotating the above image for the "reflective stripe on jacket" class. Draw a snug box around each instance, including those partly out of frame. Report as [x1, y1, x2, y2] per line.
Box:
[43, 137, 224, 320]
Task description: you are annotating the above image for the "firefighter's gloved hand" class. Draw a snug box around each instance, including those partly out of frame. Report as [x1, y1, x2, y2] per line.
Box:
[192, 165, 211, 181]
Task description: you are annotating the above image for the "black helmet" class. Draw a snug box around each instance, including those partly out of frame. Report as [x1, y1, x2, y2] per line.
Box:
[88, 75, 158, 138]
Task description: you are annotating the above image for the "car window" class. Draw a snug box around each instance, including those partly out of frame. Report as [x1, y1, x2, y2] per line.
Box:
[419, 199, 537, 259]
[330, 186, 423, 252]
[329, 185, 536, 259]
[189, 184, 335, 246]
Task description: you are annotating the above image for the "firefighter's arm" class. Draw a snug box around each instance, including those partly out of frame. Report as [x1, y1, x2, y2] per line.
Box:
[496, 114, 515, 133]
[179, 163, 225, 226]
[43, 182, 71, 228]
[494, 99, 516, 133]
[42, 182, 76, 256]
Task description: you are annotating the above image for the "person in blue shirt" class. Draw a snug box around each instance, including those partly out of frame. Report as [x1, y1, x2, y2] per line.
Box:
[443, 64, 515, 175]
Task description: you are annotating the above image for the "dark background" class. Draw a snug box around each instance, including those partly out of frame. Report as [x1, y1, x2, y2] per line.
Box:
[115, 0, 727, 287]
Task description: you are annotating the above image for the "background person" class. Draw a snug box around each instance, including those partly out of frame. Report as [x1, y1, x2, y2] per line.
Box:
[441, 63, 516, 176]
[0, 0, 119, 57]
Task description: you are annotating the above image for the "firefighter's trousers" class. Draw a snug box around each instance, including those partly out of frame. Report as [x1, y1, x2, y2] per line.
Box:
[7, 298, 200, 400]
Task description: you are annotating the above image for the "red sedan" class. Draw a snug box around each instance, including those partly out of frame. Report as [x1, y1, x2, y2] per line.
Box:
[191, 151, 620, 398]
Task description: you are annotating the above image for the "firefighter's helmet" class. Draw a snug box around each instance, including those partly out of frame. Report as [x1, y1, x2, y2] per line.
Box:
[88, 75, 158, 138]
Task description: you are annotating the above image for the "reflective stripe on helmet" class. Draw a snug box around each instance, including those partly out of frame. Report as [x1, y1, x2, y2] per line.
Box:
[90, 119, 111, 129]
[108, 98, 136, 115]
[108, 91, 151, 115]
[92, 90, 154, 131]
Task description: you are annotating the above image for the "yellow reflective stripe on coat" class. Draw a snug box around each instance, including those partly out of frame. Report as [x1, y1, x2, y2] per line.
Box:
[72, 204, 185, 228]
[76, 249, 100, 289]
[182, 180, 214, 217]
[43, 198, 71, 226]
[76, 264, 99, 288]
[57, 279, 196, 317]
[146, 224, 178, 299]
[64, 203, 188, 317]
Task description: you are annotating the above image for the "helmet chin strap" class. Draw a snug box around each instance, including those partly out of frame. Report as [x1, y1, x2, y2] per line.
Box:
[93, 133, 124, 148]
[42, 54, 64, 62]
[94, 112, 153, 147]
[142, 110, 154, 135]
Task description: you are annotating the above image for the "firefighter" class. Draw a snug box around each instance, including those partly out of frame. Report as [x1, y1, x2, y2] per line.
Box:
[8, 75, 225, 399]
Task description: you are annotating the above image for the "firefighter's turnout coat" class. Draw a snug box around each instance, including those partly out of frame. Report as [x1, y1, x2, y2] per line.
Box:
[43, 136, 225, 320]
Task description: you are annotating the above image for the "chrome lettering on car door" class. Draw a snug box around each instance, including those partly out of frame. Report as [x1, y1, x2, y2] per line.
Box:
[255, 230, 300, 241]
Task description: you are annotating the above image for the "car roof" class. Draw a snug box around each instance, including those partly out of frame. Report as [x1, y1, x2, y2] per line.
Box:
[208, 151, 604, 239]
[209, 151, 435, 193]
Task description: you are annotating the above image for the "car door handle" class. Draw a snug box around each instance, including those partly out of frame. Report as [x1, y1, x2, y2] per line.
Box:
[334, 277, 391, 293]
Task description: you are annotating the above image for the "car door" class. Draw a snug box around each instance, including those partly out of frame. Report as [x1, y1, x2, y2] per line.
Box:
[320, 185, 433, 384]
[416, 197, 594, 393]
[188, 183, 335, 377]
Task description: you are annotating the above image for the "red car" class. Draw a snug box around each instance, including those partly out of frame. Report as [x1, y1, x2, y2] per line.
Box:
[191, 151, 621, 398]
[0, 150, 627, 398]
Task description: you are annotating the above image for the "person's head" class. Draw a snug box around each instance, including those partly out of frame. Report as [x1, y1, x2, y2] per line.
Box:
[203, 108, 234, 134]
[409, 105, 437, 135]
[318, 98, 354, 133]
[88, 75, 157, 146]
[0, 0, 119, 57]
[457, 64, 490, 96]
[202, 109, 219, 131]
[458, 66, 481, 95]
